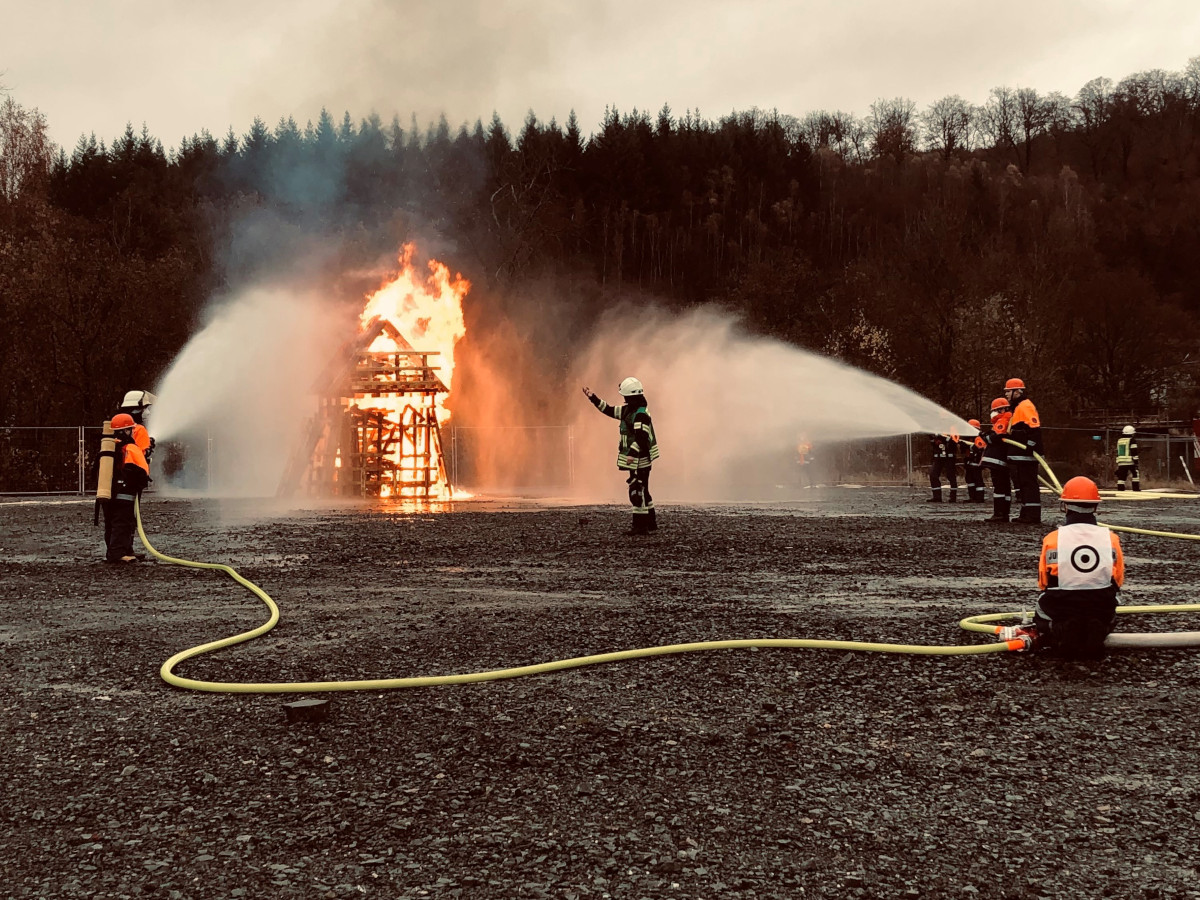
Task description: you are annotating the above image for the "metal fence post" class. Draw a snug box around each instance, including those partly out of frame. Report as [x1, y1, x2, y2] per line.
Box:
[905, 433, 913, 487]
[78, 426, 86, 495]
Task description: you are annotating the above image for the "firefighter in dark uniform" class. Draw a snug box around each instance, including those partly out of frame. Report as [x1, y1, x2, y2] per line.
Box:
[104, 413, 151, 563]
[981, 397, 1012, 522]
[1004, 377, 1043, 524]
[927, 431, 959, 502]
[1116, 425, 1140, 491]
[963, 418, 987, 502]
[583, 377, 660, 534]
[1002, 477, 1125, 659]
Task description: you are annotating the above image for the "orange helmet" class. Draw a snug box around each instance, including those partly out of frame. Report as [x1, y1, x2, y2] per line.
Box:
[111, 413, 136, 431]
[1060, 476, 1101, 504]
[968, 418, 980, 429]
[990, 397, 1010, 411]
[1004, 377, 1026, 391]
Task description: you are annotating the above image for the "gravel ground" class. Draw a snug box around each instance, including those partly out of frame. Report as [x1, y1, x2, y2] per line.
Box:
[2, 487, 1200, 900]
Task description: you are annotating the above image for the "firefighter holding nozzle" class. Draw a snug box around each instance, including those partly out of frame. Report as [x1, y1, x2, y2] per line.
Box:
[99, 413, 151, 562]
[583, 377, 660, 534]
[1003, 377, 1044, 524]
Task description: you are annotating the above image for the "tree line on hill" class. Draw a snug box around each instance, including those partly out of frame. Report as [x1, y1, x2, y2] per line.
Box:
[2, 59, 1199, 429]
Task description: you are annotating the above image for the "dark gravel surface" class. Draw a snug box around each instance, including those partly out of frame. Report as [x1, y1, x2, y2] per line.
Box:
[2, 487, 1200, 900]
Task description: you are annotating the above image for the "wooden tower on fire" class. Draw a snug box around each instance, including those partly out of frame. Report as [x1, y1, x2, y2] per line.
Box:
[277, 317, 452, 498]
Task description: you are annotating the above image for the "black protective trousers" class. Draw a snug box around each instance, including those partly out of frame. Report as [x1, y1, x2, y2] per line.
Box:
[1116, 464, 1140, 491]
[964, 464, 986, 501]
[928, 457, 957, 498]
[103, 498, 136, 561]
[1010, 460, 1041, 511]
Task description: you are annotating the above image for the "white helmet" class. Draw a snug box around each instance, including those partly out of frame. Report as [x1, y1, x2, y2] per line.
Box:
[121, 389, 157, 410]
[618, 377, 644, 397]
[1122, 425, 1135, 435]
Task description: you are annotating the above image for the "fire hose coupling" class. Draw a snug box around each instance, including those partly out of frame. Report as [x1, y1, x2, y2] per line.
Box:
[996, 624, 1037, 651]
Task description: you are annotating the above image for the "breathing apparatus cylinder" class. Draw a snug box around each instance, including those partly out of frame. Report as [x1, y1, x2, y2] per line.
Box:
[95, 419, 115, 525]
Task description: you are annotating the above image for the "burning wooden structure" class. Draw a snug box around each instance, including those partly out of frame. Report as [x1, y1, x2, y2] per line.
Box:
[278, 317, 453, 498]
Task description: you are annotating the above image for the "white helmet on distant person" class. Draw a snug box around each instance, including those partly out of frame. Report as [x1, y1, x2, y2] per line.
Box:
[1122, 425, 1135, 435]
[618, 377, 644, 397]
[120, 390, 157, 411]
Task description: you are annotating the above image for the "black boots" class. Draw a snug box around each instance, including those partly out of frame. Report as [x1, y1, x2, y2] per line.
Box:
[948, 490, 957, 503]
[1015, 504, 1042, 525]
[927, 490, 942, 502]
[988, 499, 1011, 522]
[647, 509, 658, 531]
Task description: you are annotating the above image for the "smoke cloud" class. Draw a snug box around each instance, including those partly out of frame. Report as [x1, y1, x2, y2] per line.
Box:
[570, 305, 975, 501]
[150, 283, 351, 496]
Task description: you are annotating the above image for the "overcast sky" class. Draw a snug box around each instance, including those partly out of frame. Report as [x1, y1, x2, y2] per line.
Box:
[2, 0, 1198, 151]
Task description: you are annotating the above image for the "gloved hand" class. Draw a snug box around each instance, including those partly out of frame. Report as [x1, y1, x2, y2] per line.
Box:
[147, 436, 156, 460]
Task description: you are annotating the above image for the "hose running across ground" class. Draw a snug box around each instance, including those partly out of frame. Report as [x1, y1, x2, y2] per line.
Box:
[136, 493, 1200, 695]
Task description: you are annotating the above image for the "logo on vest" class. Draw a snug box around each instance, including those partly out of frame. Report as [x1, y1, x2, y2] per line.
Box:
[1069, 544, 1100, 574]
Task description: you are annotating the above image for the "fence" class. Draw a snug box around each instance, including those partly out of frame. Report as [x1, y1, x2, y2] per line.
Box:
[3, 424, 1195, 496]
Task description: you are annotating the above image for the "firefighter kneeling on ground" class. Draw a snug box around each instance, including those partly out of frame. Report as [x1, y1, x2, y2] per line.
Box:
[583, 377, 660, 535]
[1004, 377, 1043, 524]
[1116, 425, 1140, 491]
[1002, 477, 1125, 659]
[981, 397, 1012, 522]
[101, 413, 151, 563]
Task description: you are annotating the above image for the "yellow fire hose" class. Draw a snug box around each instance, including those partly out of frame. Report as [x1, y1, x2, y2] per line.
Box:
[136, 497, 1200, 695]
[136, 500, 1027, 695]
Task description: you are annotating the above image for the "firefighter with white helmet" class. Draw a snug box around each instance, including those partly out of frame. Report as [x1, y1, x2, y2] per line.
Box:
[1003, 476, 1125, 658]
[1115, 425, 1140, 491]
[582, 377, 660, 534]
[118, 390, 157, 461]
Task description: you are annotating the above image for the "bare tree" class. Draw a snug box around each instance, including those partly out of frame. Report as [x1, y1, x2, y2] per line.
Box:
[1074, 76, 1113, 177]
[0, 96, 52, 206]
[1014, 87, 1055, 171]
[868, 97, 917, 163]
[921, 95, 972, 159]
[976, 86, 1020, 165]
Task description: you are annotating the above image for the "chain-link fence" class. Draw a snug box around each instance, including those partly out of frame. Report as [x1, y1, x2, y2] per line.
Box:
[0, 427, 96, 494]
[3, 423, 1195, 495]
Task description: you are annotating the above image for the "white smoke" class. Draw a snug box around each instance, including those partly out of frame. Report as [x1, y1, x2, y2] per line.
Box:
[572, 306, 975, 500]
[149, 285, 349, 496]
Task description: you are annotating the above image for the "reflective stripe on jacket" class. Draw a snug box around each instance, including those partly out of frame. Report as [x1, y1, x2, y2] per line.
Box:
[1116, 437, 1138, 466]
[595, 398, 660, 471]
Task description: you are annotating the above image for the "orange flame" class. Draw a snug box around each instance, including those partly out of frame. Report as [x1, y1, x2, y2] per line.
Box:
[357, 244, 469, 498]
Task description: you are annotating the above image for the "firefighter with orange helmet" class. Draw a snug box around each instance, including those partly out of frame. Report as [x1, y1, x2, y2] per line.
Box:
[981, 397, 1012, 522]
[1005, 477, 1125, 658]
[1003, 377, 1043, 524]
[102, 413, 151, 563]
[583, 377, 660, 534]
[963, 418, 987, 502]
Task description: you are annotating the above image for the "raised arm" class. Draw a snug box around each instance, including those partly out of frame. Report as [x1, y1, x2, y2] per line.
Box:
[582, 386, 621, 419]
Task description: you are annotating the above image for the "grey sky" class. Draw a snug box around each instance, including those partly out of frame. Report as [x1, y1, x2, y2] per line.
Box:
[2, 0, 1197, 150]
